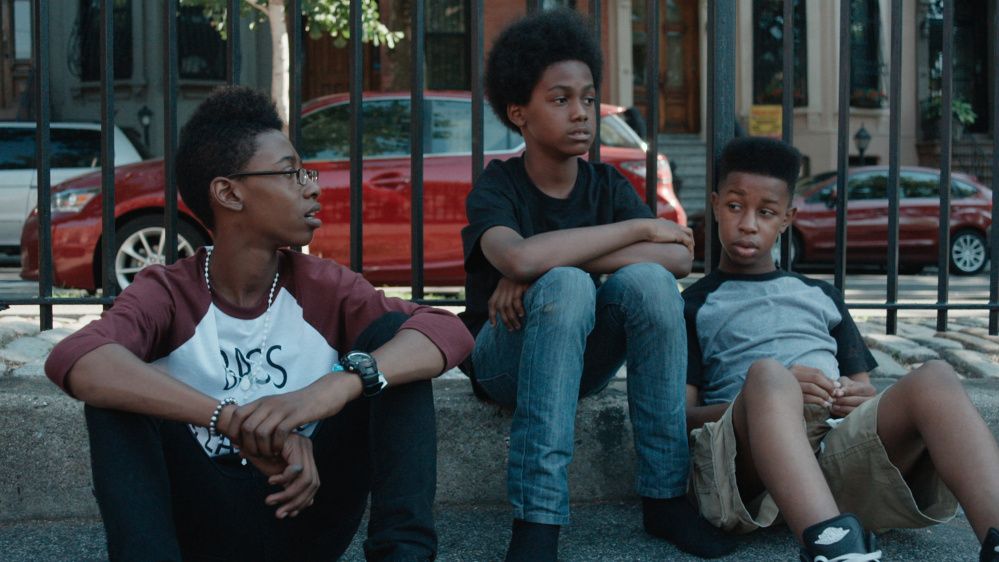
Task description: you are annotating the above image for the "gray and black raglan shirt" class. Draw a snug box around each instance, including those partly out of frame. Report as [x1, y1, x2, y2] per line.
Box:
[683, 269, 877, 405]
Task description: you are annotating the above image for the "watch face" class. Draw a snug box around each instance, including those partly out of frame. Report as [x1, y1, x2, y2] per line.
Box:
[343, 351, 377, 375]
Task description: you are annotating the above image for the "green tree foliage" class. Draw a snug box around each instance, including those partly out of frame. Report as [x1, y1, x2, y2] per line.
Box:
[180, 0, 403, 47]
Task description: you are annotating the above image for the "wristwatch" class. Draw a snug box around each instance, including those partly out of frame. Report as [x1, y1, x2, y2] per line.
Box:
[336, 351, 388, 397]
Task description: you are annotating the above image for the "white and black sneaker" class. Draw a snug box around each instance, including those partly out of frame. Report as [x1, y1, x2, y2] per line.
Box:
[799, 513, 882, 562]
[981, 527, 999, 562]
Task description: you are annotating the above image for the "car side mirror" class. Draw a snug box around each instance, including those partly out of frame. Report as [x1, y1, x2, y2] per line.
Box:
[823, 189, 837, 208]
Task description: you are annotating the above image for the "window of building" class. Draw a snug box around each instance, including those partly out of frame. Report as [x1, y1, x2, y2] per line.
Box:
[73, 0, 133, 81]
[177, 6, 226, 81]
[426, 0, 469, 90]
[850, 0, 885, 108]
[752, 0, 807, 107]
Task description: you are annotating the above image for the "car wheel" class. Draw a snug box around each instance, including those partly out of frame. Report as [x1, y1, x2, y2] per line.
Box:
[950, 229, 988, 275]
[771, 232, 801, 268]
[108, 216, 206, 291]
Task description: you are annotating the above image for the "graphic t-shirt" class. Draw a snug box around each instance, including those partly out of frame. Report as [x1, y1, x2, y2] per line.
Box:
[47, 247, 473, 456]
[683, 269, 878, 405]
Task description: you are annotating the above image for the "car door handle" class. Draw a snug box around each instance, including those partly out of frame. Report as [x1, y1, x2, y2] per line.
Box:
[369, 172, 409, 190]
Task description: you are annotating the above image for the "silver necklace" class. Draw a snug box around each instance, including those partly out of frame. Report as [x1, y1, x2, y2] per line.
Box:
[204, 246, 280, 400]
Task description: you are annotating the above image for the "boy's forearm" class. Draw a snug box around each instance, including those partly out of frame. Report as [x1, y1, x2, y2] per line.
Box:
[686, 402, 730, 432]
[579, 241, 693, 278]
[66, 343, 220, 427]
[484, 219, 655, 282]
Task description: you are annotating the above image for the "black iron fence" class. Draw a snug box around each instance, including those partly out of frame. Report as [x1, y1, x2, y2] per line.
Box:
[3, 0, 998, 336]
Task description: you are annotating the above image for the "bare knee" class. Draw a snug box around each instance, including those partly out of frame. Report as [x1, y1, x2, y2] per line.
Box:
[743, 359, 801, 403]
[893, 360, 967, 410]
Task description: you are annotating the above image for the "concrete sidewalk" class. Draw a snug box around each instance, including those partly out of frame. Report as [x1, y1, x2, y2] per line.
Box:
[3, 306, 999, 560]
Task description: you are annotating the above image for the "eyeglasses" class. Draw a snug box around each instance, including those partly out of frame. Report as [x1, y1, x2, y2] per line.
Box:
[227, 167, 319, 186]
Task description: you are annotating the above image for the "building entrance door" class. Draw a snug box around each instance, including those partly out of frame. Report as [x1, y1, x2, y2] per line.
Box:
[0, 0, 34, 119]
[657, 0, 699, 133]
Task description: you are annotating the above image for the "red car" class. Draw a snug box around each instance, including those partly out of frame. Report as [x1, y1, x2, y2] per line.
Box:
[691, 165, 992, 275]
[21, 92, 684, 291]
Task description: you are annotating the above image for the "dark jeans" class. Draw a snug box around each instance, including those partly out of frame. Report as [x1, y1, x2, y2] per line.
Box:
[86, 312, 437, 561]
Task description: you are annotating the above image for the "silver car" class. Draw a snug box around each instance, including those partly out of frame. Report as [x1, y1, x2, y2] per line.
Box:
[0, 122, 143, 255]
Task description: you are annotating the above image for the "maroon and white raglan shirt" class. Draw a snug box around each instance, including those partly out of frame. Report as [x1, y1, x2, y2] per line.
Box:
[46, 247, 474, 457]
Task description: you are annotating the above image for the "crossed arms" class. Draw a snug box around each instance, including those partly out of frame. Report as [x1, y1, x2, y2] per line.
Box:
[481, 217, 694, 329]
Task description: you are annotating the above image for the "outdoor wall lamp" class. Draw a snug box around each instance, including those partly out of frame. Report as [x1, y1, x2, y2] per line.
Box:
[137, 105, 153, 148]
[854, 124, 871, 166]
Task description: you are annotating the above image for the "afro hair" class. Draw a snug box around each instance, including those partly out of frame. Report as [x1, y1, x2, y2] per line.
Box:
[485, 8, 603, 133]
[718, 137, 803, 199]
[175, 85, 284, 230]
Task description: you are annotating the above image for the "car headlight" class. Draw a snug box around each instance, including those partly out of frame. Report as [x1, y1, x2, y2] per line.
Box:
[52, 187, 100, 213]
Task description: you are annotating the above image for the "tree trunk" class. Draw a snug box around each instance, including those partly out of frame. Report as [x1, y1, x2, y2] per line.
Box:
[267, 0, 290, 133]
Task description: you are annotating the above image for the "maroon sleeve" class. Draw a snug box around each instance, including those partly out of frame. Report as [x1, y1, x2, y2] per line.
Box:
[45, 255, 210, 394]
[290, 252, 474, 371]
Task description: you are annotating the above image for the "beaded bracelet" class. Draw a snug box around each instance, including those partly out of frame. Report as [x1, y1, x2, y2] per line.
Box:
[209, 397, 238, 437]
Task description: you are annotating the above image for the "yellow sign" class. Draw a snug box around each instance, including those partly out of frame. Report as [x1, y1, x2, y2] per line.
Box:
[749, 105, 783, 138]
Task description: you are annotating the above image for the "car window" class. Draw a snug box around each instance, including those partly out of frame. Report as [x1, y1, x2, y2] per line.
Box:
[796, 171, 838, 197]
[847, 172, 887, 200]
[50, 128, 103, 168]
[599, 114, 644, 150]
[0, 127, 36, 169]
[428, 99, 471, 155]
[901, 171, 939, 198]
[483, 107, 521, 152]
[300, 99, 411, 160]
[953, 179, 978, 198]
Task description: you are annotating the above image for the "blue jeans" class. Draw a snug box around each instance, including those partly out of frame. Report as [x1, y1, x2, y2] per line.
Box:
[471, 264, 689, 525]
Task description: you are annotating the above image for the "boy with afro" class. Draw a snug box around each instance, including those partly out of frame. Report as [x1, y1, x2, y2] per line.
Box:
[684, 136, 999, 561]
[460, 8, 734, 560]
[45, 85, 473, 560]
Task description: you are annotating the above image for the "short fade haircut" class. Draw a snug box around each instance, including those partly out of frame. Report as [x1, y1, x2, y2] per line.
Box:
[175, 85, 284, 230]
[485, 8, 603, 133]
[718, 137, 803, 199]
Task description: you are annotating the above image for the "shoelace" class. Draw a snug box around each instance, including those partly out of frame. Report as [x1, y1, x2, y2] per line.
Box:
[814, 550, 883, 562]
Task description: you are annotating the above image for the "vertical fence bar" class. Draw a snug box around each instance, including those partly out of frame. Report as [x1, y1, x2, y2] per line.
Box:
[936, 0, 954, 332]
[991, 0, 999, 335]
[288, 0, 303, 149]
[834, 0, 851, 292]
[100, 0, 117, 300]
[227, 0, 241, 85]
[471, 0, 484, 188]
[588, 0, 601, 164]
[644, 0, 659, 216]
[348, 0, 363, 273]
[164, 0, 179, 264]
[884, 0, 902, 335]
[705, 0, 736, 273]
[32, 0, 52, 329]
[526, 0, 541, 14]
[410, 0, 426, 299]
[779, 0, 794, 270]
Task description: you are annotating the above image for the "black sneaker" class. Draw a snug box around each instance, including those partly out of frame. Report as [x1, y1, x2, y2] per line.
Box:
[799, 513, 882, 562]
[981, 527, 999, 562]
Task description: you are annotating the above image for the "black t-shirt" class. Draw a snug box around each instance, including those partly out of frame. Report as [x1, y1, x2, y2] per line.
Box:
[460, 156, 653, 337]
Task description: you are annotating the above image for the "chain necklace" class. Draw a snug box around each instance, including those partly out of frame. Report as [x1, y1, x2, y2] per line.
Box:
[204, 246, 280, 401]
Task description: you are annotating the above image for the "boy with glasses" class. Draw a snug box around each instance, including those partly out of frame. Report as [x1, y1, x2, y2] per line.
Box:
[45, 85, 473, 560]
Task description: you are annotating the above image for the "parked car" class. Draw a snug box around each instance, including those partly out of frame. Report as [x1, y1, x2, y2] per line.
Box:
[1, 122, 143, 256]
[690, 166, 992, 275]
[21, 92, 684, 291]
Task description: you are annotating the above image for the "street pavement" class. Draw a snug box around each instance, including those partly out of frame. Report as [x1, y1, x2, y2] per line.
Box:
[0, 502, 984, 561]
[2, 284, 999, 561]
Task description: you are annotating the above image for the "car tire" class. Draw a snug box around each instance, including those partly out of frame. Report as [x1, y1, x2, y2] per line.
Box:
[949, 229, 988, 275]
[771, 231, 801, 268]
[106, 215, 207, 292]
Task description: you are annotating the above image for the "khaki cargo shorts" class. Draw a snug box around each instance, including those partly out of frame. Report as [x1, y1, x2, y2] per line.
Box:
[688, 393, 959, 534]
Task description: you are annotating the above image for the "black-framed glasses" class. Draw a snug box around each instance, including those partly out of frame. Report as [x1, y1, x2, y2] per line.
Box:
[227, 167, 319, 186]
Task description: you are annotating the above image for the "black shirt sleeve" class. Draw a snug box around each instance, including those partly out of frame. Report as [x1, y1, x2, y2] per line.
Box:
[822, 284, 879, 377]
